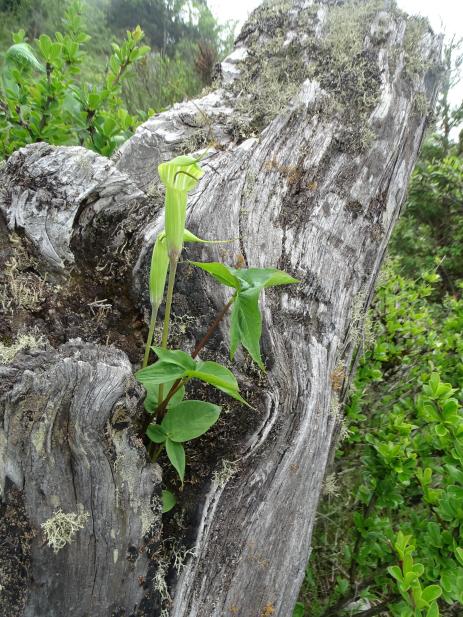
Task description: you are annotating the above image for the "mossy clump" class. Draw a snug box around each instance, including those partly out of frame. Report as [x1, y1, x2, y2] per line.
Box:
[227, 0, 388, 151]
[402, 15, 433, 81]
[227, 0, 435, 152]
[0, 332, 44, 364]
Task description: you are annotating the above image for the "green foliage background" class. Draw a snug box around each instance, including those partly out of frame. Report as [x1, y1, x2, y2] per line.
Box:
[0, 0, 234, 157]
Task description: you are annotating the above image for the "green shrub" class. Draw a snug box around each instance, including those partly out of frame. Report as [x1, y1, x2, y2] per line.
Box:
[0, 1, 151, 157]
[296, 264, 463, 617]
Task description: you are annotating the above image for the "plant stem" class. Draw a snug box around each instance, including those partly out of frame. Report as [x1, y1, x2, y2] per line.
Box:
[320, 578, 376, 617]
[142, 304, 159, 368]
[158, 255, 179, 402]
[191, 297, 234, 358]
[151, 444, 164, 463]
[161, 256, 179, 349]
[156, 296, 234, 419]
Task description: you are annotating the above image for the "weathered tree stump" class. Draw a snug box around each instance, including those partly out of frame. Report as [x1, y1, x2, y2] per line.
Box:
[0, 1, 441, 616]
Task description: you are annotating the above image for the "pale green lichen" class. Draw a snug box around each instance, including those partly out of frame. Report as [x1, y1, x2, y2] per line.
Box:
[403, 15, 432, 81]
[330, 393, 341, 421]
[171, 541, 196, 574]
[229, 0, 435, 153]
[31, 421, 48, 456]
[179, 128, 210, 155]
[154, 556, 172, 617]
[339, 418, 352, 441]
[111, 431, 159, 536]
[0, 333, 44, 364]
[41, 509, 89, 553]
[323, 472, 340, 497]
[413, 92, 429, 115]
[212, 459, 239, 488]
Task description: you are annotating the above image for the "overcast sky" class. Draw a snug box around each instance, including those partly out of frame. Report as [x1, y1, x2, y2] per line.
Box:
[209, 0, 463, 106]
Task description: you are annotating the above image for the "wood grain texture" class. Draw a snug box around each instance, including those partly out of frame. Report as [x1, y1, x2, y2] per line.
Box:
[0, 341, 161, 617]
[0, 1, 442, 615]
[0, 143, 144, 271]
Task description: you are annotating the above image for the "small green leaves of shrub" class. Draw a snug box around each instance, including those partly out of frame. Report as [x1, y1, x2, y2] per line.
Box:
[146, 400, 221, 482]
[0, 4, 151, 158]
[293, 602, 305, 617]
[191, 262, 298, 368]
[161, 489, 176, 514]
[388, 532, 442, 617]
[302, 266, 463, 617]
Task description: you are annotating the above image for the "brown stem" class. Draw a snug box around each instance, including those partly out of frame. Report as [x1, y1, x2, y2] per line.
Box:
[191, 297, 234, 358]
[13, 105, 31, 132]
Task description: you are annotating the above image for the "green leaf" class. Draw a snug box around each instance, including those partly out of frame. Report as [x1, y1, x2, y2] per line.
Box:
[443, 399, 459, 415]
[388, 566, 404, 583]
[135, 361, 185, 387]
[190, 261, 240, 288]
[161, 489, 176, 513]
[187, 360, 250, 406]
[445, 464, 463, 485]
[426, 522, 442, 548]
[161, 400, 221, 442]
[421, 586, 442, 605]
[146, 424, 167, 444]
[166, 439, 185, 482]
[455, 547, 463, 567]
[152, 347, 196, 371]
[426, 602, 440, 617]
[6, 43, 45, 72]
[293, 602, 305, 617]
[429, 373, 441, 395]
[38, 34, 52, 56]
[434, 424, 449, 437]
[230, 287, 264, 369]
[232, 267, 299, 289]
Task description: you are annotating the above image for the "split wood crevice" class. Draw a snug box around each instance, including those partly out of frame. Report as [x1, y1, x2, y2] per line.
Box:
[0, 1, 442, 616]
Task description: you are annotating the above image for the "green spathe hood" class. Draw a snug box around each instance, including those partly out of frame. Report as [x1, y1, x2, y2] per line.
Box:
[158, 155, 204, 192]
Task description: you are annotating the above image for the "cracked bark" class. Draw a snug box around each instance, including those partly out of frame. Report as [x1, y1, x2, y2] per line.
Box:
[0, 1, 442, 616]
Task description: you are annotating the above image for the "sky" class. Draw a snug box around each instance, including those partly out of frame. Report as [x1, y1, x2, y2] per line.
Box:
[208, 0, 463, 106]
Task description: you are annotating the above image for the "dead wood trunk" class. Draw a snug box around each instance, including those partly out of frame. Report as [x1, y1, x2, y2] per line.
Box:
[0, 1, 442, 616]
